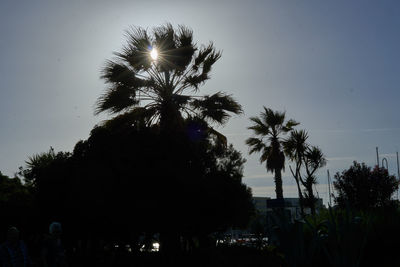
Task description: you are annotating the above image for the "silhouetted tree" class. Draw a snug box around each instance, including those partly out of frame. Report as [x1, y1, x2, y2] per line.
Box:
[283, 130, 308, 213]
[246, 107, 298, 199]
[284, 130, 326, 215]
[333, 161, 399, 210]
[18, 24, 251, 258]
[93, 23, 246, 254]
[72, 121, 254, 250]
[0, 172, 33, 232]
[18, 148, 75, 240]
[95, 23, 242, 139]
[302, 146, 326, 214]
[19, 120, 254, 254]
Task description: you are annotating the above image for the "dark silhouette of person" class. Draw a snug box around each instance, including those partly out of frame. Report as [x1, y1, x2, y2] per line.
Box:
[41, 222, 67, 267]
[0, 226, 31, 267]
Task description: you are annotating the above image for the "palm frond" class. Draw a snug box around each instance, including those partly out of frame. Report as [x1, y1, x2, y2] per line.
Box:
[119, 26, 152, 71]
[26, 147, 56, 169]
[202, 50, 222, 75]
[248, 117, 269, 136]
[102, 106, 158, 129]
[172, 25, 196, 71]
[282, 119, 300, 132]
[191, 92, 242, 125]
[183, 73, 208, 90]
[305, 146, 327, 169]
[283, 129, 309, 159]
[95, 85, 138, 115]
[192, 43, 214, 71]
[172, 94, 191, 106]
[262, 107, 286, 133]
[101, 60, 149, 88]
[245, 137, 266, 154]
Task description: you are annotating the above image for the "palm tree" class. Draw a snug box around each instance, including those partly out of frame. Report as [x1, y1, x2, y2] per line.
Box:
[303, 146, 326, 214]
[246, 107, 298, 199]
[95, 23, 242, 137]
[283, 129, 309, 213]
[284, 131, 326, 215]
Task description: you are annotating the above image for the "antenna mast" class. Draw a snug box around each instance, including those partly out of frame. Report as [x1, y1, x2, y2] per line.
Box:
[327, 169, 332, 206]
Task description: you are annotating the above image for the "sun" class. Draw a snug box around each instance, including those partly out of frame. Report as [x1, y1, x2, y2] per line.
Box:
[150, 48, 158, 60]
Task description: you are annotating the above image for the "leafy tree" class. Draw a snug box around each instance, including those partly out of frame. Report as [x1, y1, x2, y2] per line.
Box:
[72, 121, 254, 250]
[246, 107, 298, 199]
[333, 161, 399, 210]
[0, 172, 31, 204]
[95, 23, 242, 138]
[19, 120, 254, 251]
[0, 172, 33, 235]
[18, 148, 74, 238]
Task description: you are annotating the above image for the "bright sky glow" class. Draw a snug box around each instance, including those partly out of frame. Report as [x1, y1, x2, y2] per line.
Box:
[150, 48, 158, 60]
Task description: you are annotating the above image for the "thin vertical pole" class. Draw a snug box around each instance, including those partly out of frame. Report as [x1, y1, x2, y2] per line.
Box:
[376, 147, 380, 167]
[397, 152, 400, 200]
[327, 169, 332, 206]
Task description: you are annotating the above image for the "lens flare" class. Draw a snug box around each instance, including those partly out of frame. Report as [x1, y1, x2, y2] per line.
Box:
[150, 48, 158, 60]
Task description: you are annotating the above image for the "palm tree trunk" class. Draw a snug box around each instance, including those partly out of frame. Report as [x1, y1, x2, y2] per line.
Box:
[294, 176, 305, 216]
[274, 169, 284, 199]
[159, 103, 184, 134]
[306, 184, 316, 215]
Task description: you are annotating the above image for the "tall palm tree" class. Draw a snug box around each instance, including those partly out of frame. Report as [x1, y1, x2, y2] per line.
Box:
[246, 107, 298, 199]
[95, 23, 242, 137]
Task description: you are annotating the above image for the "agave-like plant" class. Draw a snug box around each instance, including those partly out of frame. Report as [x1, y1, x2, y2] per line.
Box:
[95, 23, 242, 138]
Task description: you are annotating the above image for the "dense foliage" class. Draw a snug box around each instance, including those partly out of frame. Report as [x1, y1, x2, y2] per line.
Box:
[333, 161, 399, 210]
[18, 120, 254, 251]
[0, 172, 33, 235]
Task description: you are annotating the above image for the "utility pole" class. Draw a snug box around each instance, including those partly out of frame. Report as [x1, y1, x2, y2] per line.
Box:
[397, 152, 400, 200]
[376, 147, 380, 167]
[327, 169, 332, 206]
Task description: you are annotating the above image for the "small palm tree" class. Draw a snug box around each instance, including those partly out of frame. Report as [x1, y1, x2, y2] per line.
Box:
[246, 107, 298, 199]
[284, 130, 326, 214]
[95, 23, 242, 137]
[303, 146, 326, 214]
[284, 129, 309, 212]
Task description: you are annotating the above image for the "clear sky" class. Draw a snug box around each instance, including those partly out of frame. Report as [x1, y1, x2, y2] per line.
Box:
[1, 0, 400, 205]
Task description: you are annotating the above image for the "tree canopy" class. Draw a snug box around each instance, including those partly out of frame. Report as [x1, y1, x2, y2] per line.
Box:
[19, 120, 254, 247]
[95, 23, 242, 136]
[0, 172, 33, 235]
[333, 161, 399, 210]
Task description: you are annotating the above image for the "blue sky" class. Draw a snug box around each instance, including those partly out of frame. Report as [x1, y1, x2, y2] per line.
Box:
[1, 0, 400, 205]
